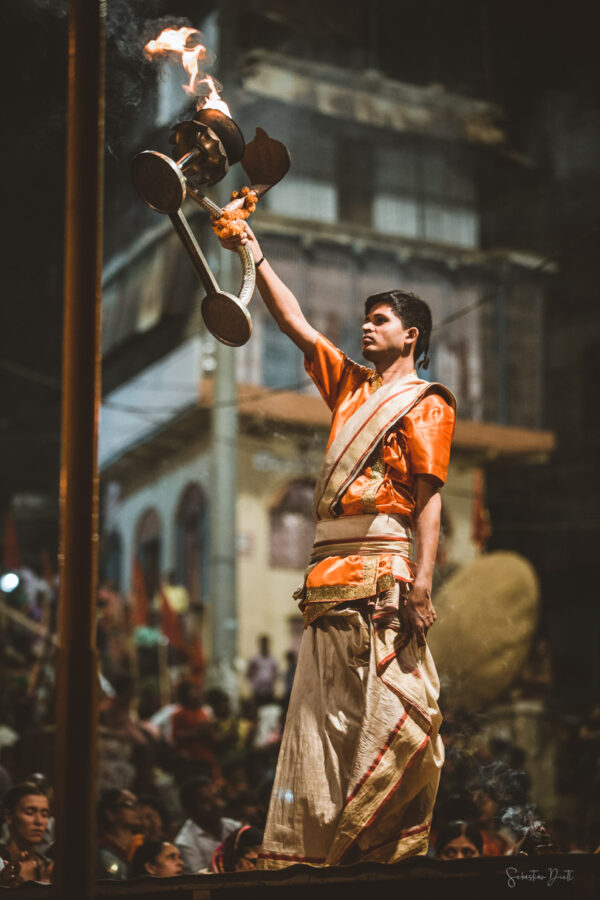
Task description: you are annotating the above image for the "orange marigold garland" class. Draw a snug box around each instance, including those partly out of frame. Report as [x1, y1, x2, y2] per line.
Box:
[211, 187, 258, 239]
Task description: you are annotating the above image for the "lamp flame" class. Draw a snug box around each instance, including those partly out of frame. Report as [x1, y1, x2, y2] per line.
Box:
[144, 27, 231, 118]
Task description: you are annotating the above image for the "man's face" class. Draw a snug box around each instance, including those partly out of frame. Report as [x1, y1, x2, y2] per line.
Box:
[192, 783, 225, 826]
[139, 803, 163, 840]
[7, 794, 50, 845]
[112, 790, 143, 832]
[361, 302, 417, 363]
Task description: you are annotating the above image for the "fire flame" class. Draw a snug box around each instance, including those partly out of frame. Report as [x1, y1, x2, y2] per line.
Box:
[144, 27, 231, 118]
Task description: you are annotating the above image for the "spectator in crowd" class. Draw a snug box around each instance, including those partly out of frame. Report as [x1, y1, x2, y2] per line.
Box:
[210, 825, 264, 873]
[509, 820, 557, 856]
[0, 783, 52, 885]
[246, 635, 278, 705]
[96, 581, 130, 684]
[0, 772, 54, 855]
[435, 820, 483, 860]
[283, 650, 297, 707]
[471, 784, 512, 856]
[138, 795, 168, 842]
[96, 789, 143, 880]
[171, 681, 216, 777]
[130, 840, 184, 878]
[205, 690, 237, 756]
[174, 777, 240, 874]
[99, 675, 150, 748]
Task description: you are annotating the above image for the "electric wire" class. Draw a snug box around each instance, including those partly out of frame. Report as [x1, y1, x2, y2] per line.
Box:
[2, 220, 599, 417]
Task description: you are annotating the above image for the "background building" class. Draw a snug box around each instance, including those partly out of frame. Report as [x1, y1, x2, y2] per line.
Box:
[2, 0, 600, 834]
[97, 17, 554, 675]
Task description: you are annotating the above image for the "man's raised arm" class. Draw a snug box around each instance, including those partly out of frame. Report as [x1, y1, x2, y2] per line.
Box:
[218, 224, 318, 360]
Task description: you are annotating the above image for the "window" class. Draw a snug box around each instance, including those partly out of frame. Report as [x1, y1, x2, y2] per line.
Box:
[101, 531, 123, 590]
[175, 483, 207, 608]
[263, 131, 338, 223]
[269, 481, 315, 569]
[135, 508, 162, 600]
[373, 141, 479, 248]
[264, 175, 338, 223]
[262, 315, 303, 390]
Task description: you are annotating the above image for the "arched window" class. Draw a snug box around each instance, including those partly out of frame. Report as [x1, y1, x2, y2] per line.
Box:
[175, 483, 207, 608]
[101, 530, 123, 590]
[135, 508, 162, 600]
[269, 481, 315, 569]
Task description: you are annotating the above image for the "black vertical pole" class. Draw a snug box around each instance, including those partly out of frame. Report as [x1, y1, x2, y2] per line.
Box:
[53, 1, 105, 897]
[209, 1, 240, 692]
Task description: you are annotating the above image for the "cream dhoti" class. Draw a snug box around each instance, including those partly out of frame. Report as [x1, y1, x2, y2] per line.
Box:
[258, 514, 444, 868]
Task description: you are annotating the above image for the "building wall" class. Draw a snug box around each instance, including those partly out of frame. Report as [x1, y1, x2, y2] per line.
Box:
[104, 421, 481, 680]
[105, 451, 211, 594]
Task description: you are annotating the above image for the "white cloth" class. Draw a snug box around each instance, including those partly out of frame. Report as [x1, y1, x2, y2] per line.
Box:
[175, 816, 240, 874]
[246, 654, 279, 697]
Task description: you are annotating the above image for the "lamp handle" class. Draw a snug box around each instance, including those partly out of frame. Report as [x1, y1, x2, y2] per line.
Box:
[186, 187, 257, 314]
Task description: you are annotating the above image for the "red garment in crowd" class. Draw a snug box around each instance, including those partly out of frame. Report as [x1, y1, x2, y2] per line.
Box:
[171, 706, 216, 768]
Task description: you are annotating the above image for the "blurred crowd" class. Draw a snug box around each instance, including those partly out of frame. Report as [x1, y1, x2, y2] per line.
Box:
[1, 568, 600, 884]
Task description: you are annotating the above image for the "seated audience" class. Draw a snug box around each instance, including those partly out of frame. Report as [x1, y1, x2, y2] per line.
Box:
[96, 788, 143, 880]
[210, 825, 264, 873]
[174, 776, 240, 874]
[511, 822, 558, 856]
[471, 785, 512, 856]
[138, 794, 168, 842]
[130, 840, 184, 878]
[0, 783, 53, 885]
[171, 681, 216, 775]
[435, 820, 483, 860]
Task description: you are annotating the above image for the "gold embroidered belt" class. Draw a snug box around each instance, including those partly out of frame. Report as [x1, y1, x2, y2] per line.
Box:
[310, 513, 412, 563]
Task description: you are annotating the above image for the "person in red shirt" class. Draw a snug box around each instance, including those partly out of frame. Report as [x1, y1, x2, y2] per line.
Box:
[171, 681, 216, 776]
[218, 224, 455, 868]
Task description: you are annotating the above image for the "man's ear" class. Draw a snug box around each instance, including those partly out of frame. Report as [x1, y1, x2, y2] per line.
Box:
[405, 326, 419, 346]
[145, 862, 158, 876]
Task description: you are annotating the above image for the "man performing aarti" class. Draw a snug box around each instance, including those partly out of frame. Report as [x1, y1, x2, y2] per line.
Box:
[220, 224, 456, 867]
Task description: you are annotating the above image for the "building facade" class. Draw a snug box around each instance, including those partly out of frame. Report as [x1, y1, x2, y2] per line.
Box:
[99, 43, 554, 690]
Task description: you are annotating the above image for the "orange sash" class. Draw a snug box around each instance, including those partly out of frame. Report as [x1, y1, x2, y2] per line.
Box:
[313, 374, 455, 521]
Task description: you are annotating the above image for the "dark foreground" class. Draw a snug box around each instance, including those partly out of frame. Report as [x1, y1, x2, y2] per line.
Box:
[3, 855, 600, 900]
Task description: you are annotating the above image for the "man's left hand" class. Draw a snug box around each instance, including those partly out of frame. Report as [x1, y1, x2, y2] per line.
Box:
[405, 583, 437, 647]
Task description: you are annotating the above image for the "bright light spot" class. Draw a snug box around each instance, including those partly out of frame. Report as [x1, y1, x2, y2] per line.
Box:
[0, 572, 19, 593]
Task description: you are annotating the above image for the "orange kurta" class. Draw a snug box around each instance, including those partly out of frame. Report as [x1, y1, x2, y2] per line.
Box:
[299, 335, 455, 622]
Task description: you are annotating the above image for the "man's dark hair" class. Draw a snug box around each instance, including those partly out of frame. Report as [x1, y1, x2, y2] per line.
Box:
[364, 290, 432, 369]
[2, 782, 48, 817]
[97, 788, 127, 832]
[138, 793, 168, 828]
[179, 775, 213, 817]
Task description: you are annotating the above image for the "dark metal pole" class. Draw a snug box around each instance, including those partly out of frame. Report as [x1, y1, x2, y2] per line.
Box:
[208, 0, 240, 693]
[53, 1, 105, 897]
